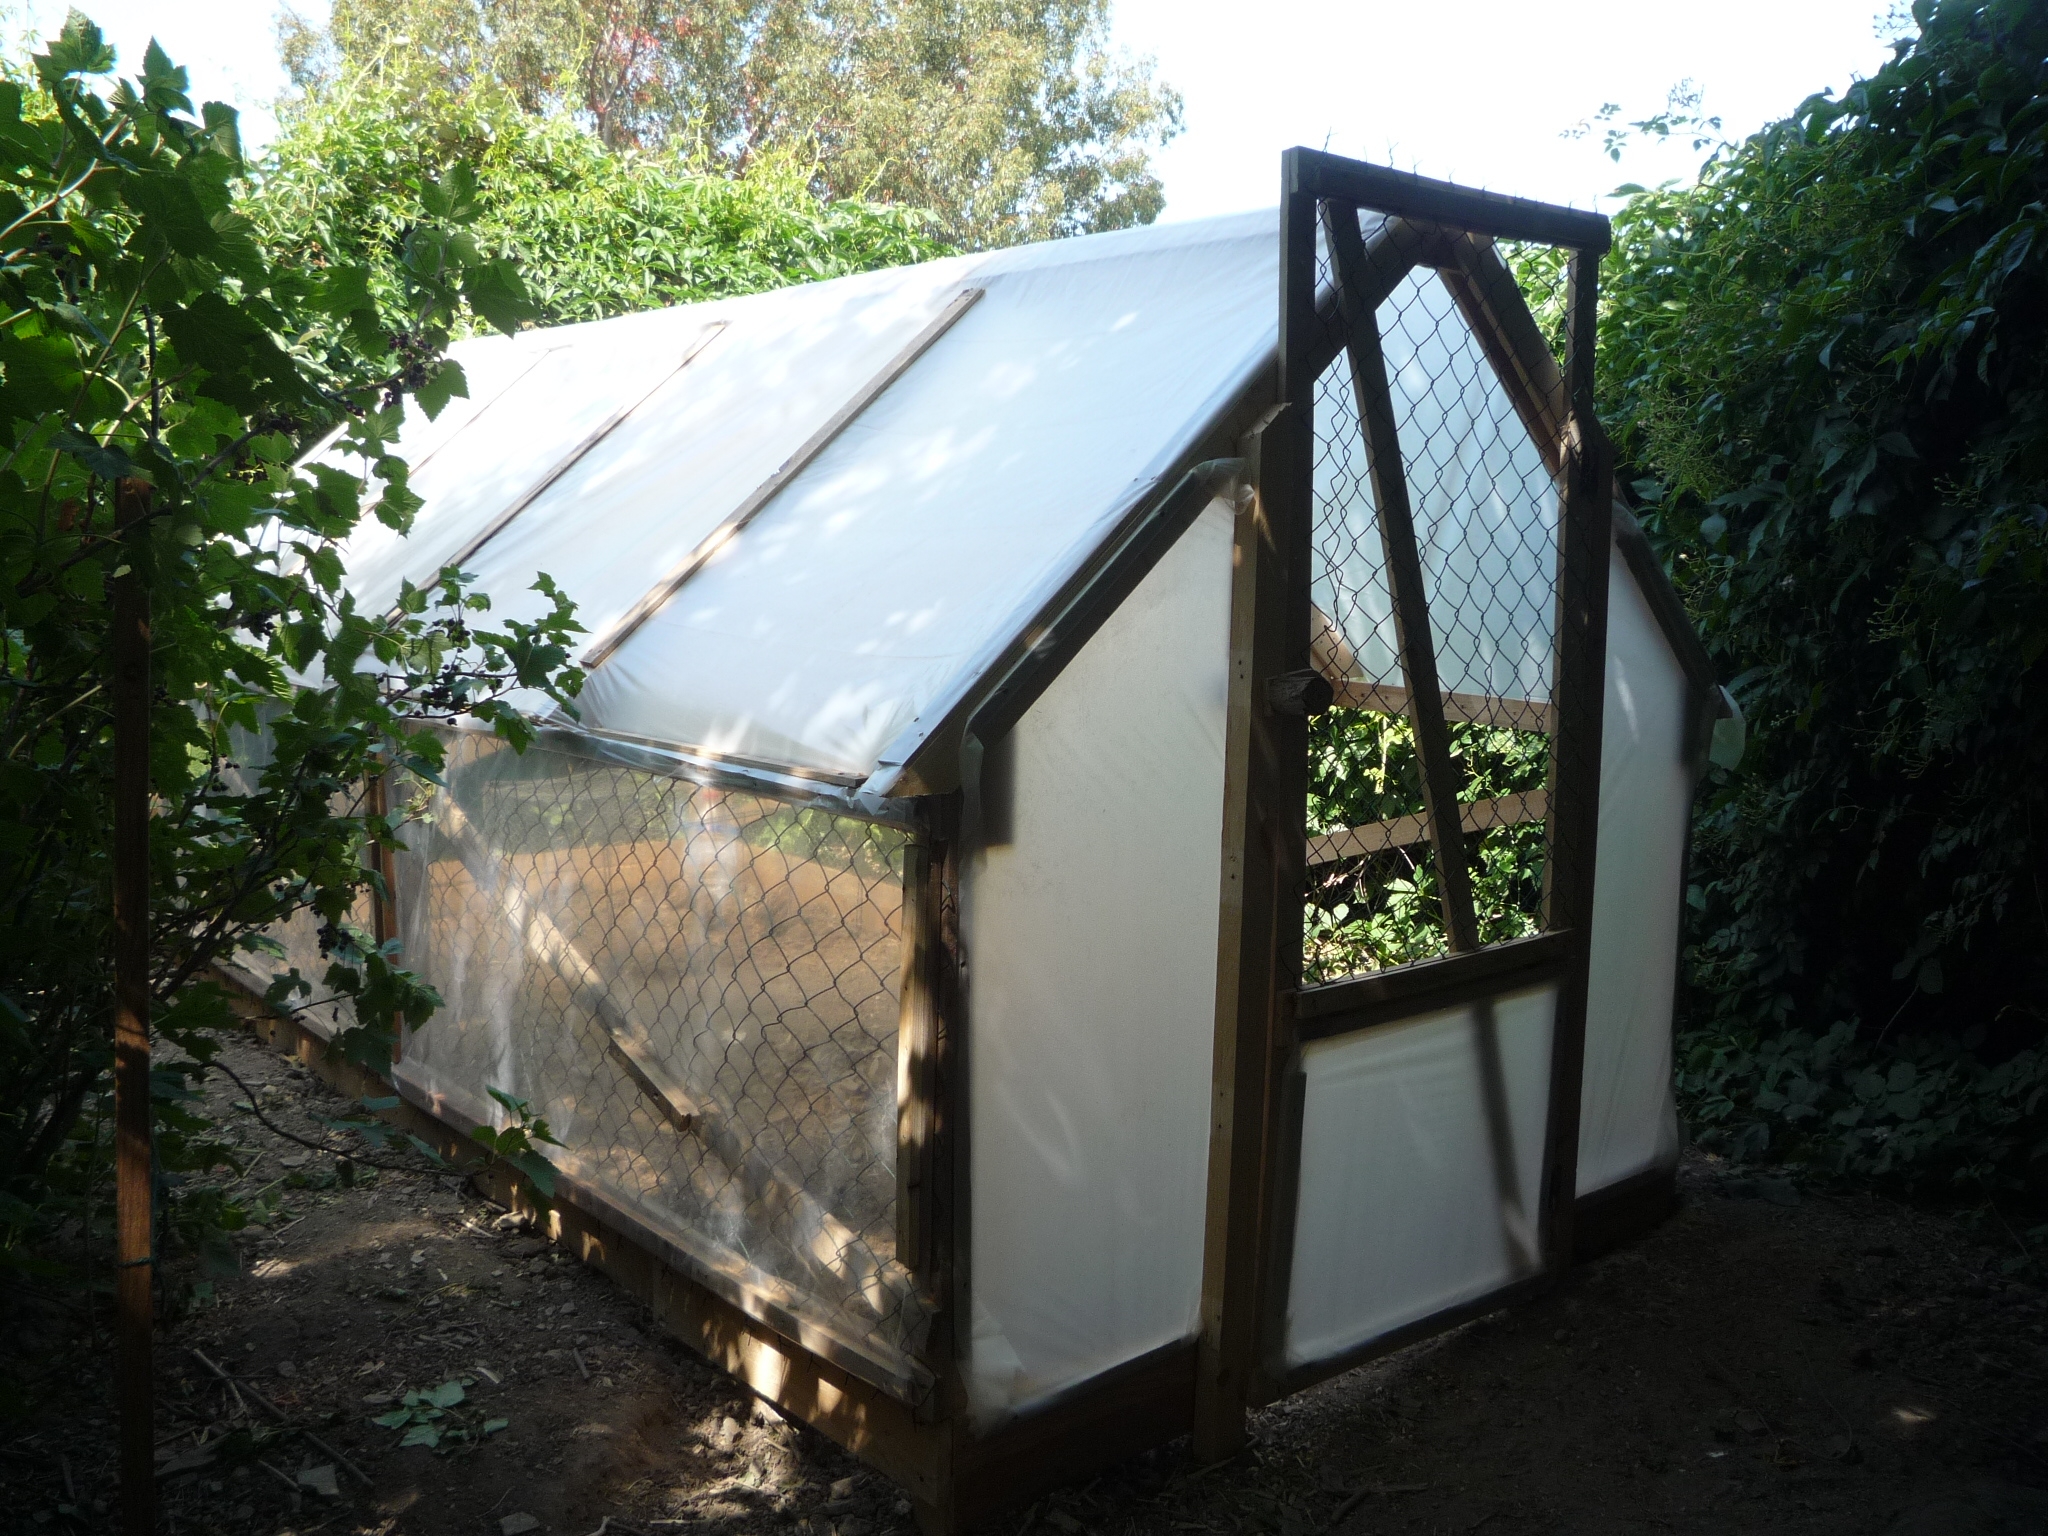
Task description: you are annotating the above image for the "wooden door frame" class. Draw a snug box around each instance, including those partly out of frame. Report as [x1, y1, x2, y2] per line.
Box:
[1195, 150, 1616, 1455]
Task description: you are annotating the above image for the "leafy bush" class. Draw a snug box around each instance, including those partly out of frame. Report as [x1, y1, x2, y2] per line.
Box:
[248, 76, 951, 329]
[1305, 711, 1549, 981]
[0, 17, 588, 1279]
[1679, 1021, 2048, 1197]
[1599, 0, 2048, 1146]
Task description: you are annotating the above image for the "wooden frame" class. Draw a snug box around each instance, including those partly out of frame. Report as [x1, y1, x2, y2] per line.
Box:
[1196, 149, 1642, 1449]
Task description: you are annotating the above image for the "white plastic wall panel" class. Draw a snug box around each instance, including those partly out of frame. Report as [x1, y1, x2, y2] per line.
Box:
[577, 215, 1275, 776]
[1312, 268, 1559, 703]
[1284, 982, 1556, 1370]
[1577, 547, 1691, 1193]
[960, 499, 1234, 1422]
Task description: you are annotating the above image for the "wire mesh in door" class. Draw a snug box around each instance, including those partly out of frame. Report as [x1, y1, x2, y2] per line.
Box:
[1302, 212, 1578, 983]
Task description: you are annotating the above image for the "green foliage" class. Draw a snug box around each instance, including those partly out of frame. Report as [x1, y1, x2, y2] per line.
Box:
[248, 73, 950, 329]
[1600, 0, 2048, 1073]
[468, 1087, 564, 1198]
[370, 1376, 508, 1451]
[294, 0, 1181, 249]
[1305, 710, 1549, 982]
[1679, 1020, 2048, 1198]
[0, 16, 583, 1261]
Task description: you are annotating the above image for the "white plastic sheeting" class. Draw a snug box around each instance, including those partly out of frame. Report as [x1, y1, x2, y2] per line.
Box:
[1577, 549, 1691, 1193]
[323, 215, 1276, 778]
[961, 500, 1235, 1422]
[1284, 983, 1556, 1369]
[1312, 268, 1559, 704]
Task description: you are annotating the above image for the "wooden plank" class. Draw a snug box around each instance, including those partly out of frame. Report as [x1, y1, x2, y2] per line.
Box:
[1290, 148, 1612, 254]
[1306, 789, 1549, 868]
[895, 839, 937, 1304]
[1324, 202, 1481, 956]
[1331, 678, 1552, 732]
[895, 795, 966, 1422]
[583, 288, 985, 669]
[1292, 929, 1576, 1041]
[1251, 1045, 1308, 1401]
[1309, 605, 1554, 732]
[1194, 183, 1319, 1462]
[1536, 253, 1612, 1275]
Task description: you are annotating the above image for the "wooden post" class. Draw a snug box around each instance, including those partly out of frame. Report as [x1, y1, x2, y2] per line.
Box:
[1324, 204, 1480, 954]
[111, 477, 154, 1536]
[1194, 170, 1316, 1458]
[1536, 253, 1611, 1270]
[896, 795, 963, 1400]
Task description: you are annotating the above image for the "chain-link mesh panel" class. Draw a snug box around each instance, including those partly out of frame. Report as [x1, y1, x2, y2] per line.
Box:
[252, 903, 373, 1041]
[389, 730, 919, 1380]
[221, 710, 379, 1040]
[1303, 212, 1570, 982]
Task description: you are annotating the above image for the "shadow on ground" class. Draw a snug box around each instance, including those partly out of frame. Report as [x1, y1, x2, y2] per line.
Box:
[3, 1029, 2045, 1536]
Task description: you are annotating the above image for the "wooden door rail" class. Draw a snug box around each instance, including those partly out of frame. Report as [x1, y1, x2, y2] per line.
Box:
[1291, 929, 1576, 1042]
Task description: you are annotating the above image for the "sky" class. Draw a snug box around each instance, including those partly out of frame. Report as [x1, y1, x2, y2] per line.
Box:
[11, 0, 1909, 219]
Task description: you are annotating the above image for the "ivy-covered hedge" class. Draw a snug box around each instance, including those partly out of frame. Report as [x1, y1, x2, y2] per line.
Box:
[1600, 0, 2048, 1190]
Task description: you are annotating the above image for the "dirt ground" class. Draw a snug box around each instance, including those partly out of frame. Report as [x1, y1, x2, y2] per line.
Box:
[5, 1026, 2047, 1536]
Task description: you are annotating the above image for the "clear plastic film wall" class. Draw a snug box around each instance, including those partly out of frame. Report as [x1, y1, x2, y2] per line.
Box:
[386, 730, 924, 1394]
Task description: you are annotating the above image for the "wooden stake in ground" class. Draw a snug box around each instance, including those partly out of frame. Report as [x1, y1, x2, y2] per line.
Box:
[112, 477, 153, 1536]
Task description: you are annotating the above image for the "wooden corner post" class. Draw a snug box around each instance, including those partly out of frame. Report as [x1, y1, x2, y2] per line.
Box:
[1537, 251, 1612, 1269]
[112, 477, 155, 1536]
[1195, 164, 1317, 1459]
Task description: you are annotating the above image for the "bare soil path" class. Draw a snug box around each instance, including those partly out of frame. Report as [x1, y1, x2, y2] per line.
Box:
[4, 1027, 2046, 1536]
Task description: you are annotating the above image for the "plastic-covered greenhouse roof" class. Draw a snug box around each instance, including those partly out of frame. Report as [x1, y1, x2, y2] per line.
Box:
[329, 207, 1603, 795]
[330, 212, 1276, 786]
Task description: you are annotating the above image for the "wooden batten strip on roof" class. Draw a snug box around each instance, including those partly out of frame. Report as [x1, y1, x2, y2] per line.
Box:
[581, 286, 988, 670]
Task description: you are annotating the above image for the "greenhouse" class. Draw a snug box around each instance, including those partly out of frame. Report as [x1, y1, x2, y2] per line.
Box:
[251, 149, 1727, 1527]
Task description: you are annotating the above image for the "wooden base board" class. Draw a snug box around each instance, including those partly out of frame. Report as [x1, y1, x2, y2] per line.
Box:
[1572, 1162, 1679, 1262]
[947, 1342, 1195, 1530]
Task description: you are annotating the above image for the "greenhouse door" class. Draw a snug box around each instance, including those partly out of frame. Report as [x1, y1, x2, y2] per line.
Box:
[1198, 152, 1616, 1448]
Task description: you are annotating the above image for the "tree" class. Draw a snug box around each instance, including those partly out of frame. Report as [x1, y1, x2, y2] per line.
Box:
[0, 16, 583, 1242]
[1599, 0, 2048, 1183]
[248, 72, 950, 330]
[280, 0, 1182, 249]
